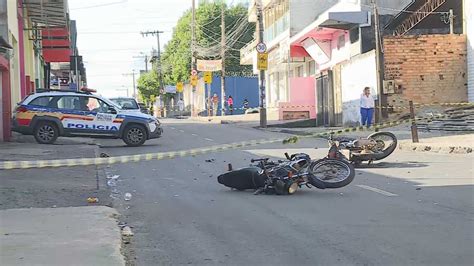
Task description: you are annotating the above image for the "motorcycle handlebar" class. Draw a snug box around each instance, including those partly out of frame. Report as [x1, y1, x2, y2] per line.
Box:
[250, 158, 269, 163]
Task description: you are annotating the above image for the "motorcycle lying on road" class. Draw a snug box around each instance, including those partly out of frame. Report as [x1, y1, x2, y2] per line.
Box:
[217, 153, 355, 195]
[327, 131, 398, 166]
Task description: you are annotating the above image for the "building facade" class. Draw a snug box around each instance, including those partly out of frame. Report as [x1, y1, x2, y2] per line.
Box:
[241, 0, 469, 125]
[0, 0, 86, 141]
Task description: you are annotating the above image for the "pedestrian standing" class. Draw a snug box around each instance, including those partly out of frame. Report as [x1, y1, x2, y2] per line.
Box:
[227, 95, 234, 115]
[360, 87, 375, 127]
[243, 98, 249, 113]
[212, 93, 219, 116]
[177, 98, 184, 115]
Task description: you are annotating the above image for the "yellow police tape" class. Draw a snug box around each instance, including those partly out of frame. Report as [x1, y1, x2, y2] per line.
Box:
[0, 114, 450, 170]
[166, 102, 473, 111]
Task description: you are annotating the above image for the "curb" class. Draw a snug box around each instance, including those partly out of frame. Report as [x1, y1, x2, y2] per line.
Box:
[398, 142, 473, 154]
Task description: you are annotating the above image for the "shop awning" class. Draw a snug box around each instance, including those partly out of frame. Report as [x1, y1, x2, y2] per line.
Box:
[319, 11, 369, 30]
[23, 0, 68, 27]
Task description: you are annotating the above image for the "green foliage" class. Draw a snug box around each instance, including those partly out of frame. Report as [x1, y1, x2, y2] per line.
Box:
[161, 2, 254, 85]
[137, 71, 159, 105]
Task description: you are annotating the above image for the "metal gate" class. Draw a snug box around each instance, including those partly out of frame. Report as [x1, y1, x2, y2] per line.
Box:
[316, 71, 334, 126]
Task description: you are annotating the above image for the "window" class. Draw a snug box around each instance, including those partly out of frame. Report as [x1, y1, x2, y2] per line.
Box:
[29, 96, 54, 107]
[337, 34, 345, 50]
[57, 96, 83, 110]
[84, 97, 111, 113]
[296, 66, 304, 77]
[309, 60, 316, 75]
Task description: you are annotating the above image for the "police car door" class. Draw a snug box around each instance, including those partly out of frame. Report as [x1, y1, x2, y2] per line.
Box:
[82, 96, 121, 135]
[57, 95, 88, 134]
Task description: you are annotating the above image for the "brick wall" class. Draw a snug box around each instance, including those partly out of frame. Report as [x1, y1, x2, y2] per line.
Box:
[384, 34, 467, 112]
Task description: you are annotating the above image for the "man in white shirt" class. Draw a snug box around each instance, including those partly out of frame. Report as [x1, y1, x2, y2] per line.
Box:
[177, 98, 184, 112]
[360, 87, 375, 127]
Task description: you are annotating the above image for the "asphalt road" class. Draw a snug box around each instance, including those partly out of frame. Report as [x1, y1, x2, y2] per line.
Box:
[97, 119, 474, 266]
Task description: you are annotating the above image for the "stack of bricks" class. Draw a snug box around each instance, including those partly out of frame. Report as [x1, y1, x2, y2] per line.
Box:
[383, 34, 468, 113]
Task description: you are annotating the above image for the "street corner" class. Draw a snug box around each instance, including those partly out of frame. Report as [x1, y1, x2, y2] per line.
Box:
[0, 206, 124, 266]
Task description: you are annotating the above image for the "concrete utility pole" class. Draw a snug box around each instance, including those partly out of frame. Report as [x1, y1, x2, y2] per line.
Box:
[122, 70, 137, 99]
[372, 0, 384, 122]
[221, 3, 226, 116]
[257, 0, 267, 127]
[133, 53, 149, 72]
[191, 0, 196, 116]
[141, 31, 164, 91]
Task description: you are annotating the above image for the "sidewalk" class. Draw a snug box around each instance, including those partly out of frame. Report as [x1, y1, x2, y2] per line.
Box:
[254, 123, 474, 154]
[0, 206, 124, 266]
[0, 135, 125, 265]
[398, 134, 474, 154]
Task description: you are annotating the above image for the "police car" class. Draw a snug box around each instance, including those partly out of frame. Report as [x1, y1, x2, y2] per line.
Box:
[12, 88, 163, 146]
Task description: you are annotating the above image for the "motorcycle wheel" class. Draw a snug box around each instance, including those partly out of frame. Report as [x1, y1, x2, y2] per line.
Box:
[308, 158, 355, 189]
[367, 132, 398, 160]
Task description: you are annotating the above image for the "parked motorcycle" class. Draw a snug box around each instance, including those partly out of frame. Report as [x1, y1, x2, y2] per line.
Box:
[217, 152, 355, 195]
[327, 131, 398, 166]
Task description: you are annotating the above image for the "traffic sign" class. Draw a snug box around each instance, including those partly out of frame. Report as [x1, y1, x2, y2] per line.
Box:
[191, 69, 197, 76]
[176, 82, 184, 93]
[257, 52, 268, 70]
[190, 75, 198, 86]
[256, 42, 267, 53]
[204, 71, 212, 84]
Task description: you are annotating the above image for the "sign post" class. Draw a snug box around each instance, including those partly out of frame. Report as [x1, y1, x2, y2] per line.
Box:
[204, 72, 213, 117]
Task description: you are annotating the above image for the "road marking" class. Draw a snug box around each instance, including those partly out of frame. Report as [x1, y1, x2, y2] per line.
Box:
[204, 138, 214, 142]
[356, 185, 398, 197]
[179, 129, 184, 133]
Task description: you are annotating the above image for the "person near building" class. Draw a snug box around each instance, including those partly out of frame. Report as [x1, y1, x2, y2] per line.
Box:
[360, 87, 375, 127]
[242, 98, 249, 112]
[212, 93, 219, 116]
[227, 95, 234, 115]
[177, 98, 185, 115]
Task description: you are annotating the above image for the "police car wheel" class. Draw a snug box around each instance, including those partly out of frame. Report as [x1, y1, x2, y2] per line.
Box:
[123, 125, 147, 146]
[34, 121, 59, 144]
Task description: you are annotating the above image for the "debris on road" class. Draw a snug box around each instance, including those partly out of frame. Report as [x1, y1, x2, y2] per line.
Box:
[107, 179, 117, 187]
[100, 152, 110, 158]
[205, 159, 215, 162]
[121, 226, 134, 236]
[124, 193, 132, 201]
[106, 175, 120, 180]
[416, 187, 422, 190]
[87, 197, 99, 203]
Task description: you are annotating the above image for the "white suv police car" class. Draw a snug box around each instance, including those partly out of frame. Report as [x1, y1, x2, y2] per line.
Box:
[12, 89, 163, 146]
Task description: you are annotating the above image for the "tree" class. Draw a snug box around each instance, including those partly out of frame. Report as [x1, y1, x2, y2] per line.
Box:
[161, 2, 255, 85]
[136, 71, 159, 107]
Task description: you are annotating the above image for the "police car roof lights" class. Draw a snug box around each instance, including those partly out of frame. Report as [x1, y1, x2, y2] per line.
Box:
[80, 87, 97, 93]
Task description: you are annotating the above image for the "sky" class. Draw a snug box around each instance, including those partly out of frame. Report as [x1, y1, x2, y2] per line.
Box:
[68, 0, 191, 98]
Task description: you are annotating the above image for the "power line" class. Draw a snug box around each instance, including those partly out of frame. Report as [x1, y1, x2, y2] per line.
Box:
[71, 0, 128, 10]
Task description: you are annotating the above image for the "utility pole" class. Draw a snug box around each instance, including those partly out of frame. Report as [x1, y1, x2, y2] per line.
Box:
[142, 30, 164, 116]
[133, 53, 149, 72]
[191, 0, 196, 117]
[123, 70, 137, 99]
[141, 31, 164, 90]
[220, 3, 226, 116]
[372, 0, 384, 122]
[257, 0, 267, 127]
